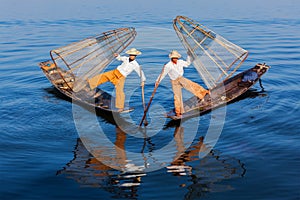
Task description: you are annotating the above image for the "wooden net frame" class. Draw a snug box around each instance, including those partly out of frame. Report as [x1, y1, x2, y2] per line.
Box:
[173, 16, 248, 89]
[50, 27, 137, 90]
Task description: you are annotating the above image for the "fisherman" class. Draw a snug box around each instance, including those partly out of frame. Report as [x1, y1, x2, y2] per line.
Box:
[87, 48, 146, 112]
[155, 50, 209, 117]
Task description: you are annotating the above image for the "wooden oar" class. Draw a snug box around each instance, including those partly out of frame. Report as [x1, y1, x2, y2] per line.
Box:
[140, 66, 148, 126]
[141, 84, 148, 126]
[139, 65, 165, 127]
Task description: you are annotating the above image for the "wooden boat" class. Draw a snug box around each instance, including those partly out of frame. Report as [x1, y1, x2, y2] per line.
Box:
[166, 63, 269, 120]
[166, 16, 270, 120]
[39, 27, 136, 113]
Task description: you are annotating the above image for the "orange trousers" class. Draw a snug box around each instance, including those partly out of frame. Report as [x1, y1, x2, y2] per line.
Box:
[171, 76, 208, 115]
[88, 69, 125, 109]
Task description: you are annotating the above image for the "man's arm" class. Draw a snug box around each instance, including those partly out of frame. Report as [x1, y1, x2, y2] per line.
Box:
[114, 53, 127, 62]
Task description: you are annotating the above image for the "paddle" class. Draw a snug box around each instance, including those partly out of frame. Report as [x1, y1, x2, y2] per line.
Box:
[139, 66, 148, 126]
[139, 65, 165, 127]
[141, 84, 148, 126]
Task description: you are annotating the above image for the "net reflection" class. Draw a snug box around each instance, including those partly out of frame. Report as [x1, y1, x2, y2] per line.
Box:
[57, 125, 246, 199]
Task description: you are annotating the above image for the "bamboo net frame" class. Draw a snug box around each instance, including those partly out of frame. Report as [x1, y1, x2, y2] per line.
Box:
[173, 16, 248, 89]
[49, 27, 137, 90]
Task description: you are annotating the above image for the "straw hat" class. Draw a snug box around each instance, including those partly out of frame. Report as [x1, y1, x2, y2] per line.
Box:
[169, 50, 181, 58]
[125, 48, 142, 55]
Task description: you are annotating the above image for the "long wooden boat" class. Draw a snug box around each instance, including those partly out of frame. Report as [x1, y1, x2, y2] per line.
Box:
[166, 63, 270, 120]
[166, 16, 270, 120]
[39, 27, 136, 113]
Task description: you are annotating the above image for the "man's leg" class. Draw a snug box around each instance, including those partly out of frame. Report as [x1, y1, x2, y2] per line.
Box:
[171, 79, 184, 116]
[115, 76, 126, 110]
[179, 77, 208, 99]
[88, 70, 114, 89]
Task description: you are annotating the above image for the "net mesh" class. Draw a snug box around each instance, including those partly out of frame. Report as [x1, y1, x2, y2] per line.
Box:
[50, 27, 136, 88]
[173, 16, 248, 89]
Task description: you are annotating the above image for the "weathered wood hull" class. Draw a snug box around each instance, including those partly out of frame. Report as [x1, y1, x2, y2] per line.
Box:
[39, 60, 128, 115]
[166, 63, 270, 120]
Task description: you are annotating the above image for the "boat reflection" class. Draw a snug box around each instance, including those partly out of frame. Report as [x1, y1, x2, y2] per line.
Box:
[57, 125, 246, 199]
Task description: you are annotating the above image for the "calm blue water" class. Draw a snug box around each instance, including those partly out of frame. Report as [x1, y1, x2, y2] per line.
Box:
[1, 0, 299, 199]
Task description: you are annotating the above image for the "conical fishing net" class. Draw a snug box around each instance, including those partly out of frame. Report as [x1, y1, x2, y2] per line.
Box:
[173, 16, 248, 89]
[50, 27, 136, 90]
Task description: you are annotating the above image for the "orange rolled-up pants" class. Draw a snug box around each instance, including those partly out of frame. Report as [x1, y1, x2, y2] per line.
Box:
[88, 69, 125, 109]
[171, 76, 208, 115]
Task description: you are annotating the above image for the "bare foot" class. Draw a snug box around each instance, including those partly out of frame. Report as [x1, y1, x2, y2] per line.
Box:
[117, 108, 124, 112]
[175, 113, 182, 118]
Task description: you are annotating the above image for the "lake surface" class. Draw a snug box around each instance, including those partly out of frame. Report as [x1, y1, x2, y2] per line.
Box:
[0, 0, 299, 199]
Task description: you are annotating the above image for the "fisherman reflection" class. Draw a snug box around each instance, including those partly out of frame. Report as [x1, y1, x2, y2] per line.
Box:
[167, 125, 207, 176]
[56, 126, 146, 198]
[166, 125, 247, 197]
[92, 126, 146, 174]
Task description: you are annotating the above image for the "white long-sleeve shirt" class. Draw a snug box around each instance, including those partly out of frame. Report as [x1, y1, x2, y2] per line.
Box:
[116, 55, 146, 82]
[157, 56, 192, 83]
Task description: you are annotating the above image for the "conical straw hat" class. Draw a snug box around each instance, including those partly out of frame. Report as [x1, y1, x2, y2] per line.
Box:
[125, 48, 142, 55]
[169, 50, 181, 58]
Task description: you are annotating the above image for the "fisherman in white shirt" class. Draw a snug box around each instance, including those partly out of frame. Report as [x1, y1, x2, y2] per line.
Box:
[155, 50, 209, 117]
[88, 48, 146, 112]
